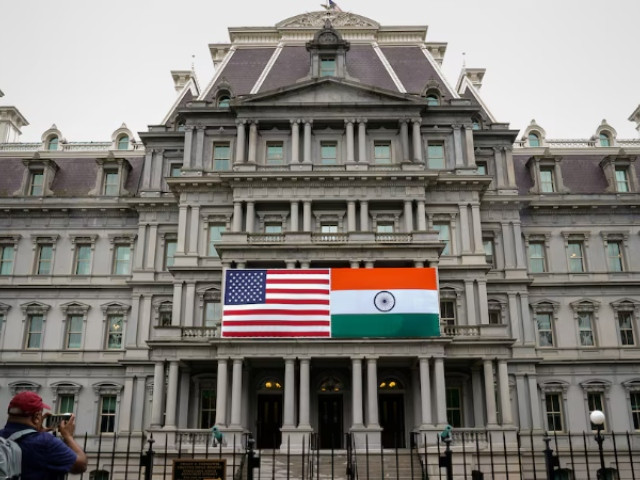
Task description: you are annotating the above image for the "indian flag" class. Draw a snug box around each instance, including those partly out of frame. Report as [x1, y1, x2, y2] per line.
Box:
[330, 268, 440, 338]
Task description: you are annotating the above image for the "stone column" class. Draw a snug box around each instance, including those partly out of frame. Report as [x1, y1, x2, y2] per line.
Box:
[290, 120, 300, 164]
[347, 201, 356, 232]
[184, 282, 195, 327]
[232, 202, 243, 232]
[471, 368, 485, 427]
[358, 120, 367, 163]
[303, 201, 312, 231]
[400, 120, 410, 162]
[513, 221, 525, 268]
[235, 121, 246, 164]
[477, 280, 489, 325]
[528, 374, 542, 430]
[195, 126, 205, 170]
[177, 205, 188, 254]
[498, 360, 512, 424]
[515, 374, 529, 429]
[247, 121, 258, 164]
[299, 358, 311, 428]
[483, 360, 497, 426]
[419, 357, 432, 426]
[188, 206, 200, 255]
[345, 120, 355, 163]
[508, 293, 522, 342]
[215, 359, 228, 426]
[164, 361, 179, 428]
[245, 202, 255, 234]
[501, 223, 515, 269]
[290, 201, 299, 232]
[412, 119, 423, 162]
[416, 200, 426, 230]
[360, 201, 369, 231]
[303, 121, 312, 164]
[230, 358, 243, 427]
[352, 358, 364, 427]
[434, 357, 447, 426]
[504, 146, 517, 187]
[145, 225, 158, 270]
[520, 292, 535, 345]
[471, 204, 484, 254]
[151, 362, 165, 427]
[404, 200, 413, 232]
[134, 224, 146, 270]
[464, 280, 476, 325]
[283, 358, 296, 428]
[453, 125, 464, 167]
[366, 358, 379, 427]
[463, 125, 476, 168]
[458, 204, 472, 254]
[183, 126, 194, 169]
[171, 282, 183, 326]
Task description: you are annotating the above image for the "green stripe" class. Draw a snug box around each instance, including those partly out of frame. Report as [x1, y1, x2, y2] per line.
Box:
[331, 313, 441, 338]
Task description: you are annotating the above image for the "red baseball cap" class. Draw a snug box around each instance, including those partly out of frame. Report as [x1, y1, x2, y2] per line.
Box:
[8, 391, 51, 415]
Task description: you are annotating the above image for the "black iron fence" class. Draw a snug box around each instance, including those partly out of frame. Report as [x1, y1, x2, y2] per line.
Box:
[70, 429, 640, 480]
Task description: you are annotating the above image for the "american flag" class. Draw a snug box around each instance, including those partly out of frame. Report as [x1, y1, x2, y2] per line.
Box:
[221, 269, 331, 337]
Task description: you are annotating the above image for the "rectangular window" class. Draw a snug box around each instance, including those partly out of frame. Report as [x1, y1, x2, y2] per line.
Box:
[0, 245, 15, 275]
[213, 143, 231, 171]
[169, 163, 182, 177]
[99, 395, 117, 433]
[165, 239, 177, 269]
[489, 309, 501, 325]
[321, 224, 338, 234]
[376, 223, 394, 234]
[29, 171, 44, 196]
[446, 387, 463, 428]
[529, 241, 546, 273]
[106, 314, 123, 349]
[607, 241, 624, 272]
[266, 142, 284, 165]
[536, 312, 554, 347]
[103, 170, 119, 196]
[588, 392, 605, 430]
[433, 222, 450, 255]
[57, 394, 75, 414]
[618, 311, 635, 346]
[264, 223, 282, 234]
[113, 245, 131, 275]
[615, 167, 630, 192]
[578, 312, 595, 346]
[539, 168, 555, 193]
[36, 244, 53, 275]
[66, 315, 83, 349]
[320, 57, 336, 77]
[208, 224, 225, 257]
[320, 142, 337, 165]
[200, 389, 216, 429]
[545, 393, 564, 432]
[427, 143, 445, 169]
[74, 244, 91, 275]
[568, 240, 585, 272]
[476, 161, 487, 175]
[26, 315, 43, 349]
[159, 310, 172, 326]
[373, 142, 391, 164]
[440, 300, 456, 326]
[204, 301, 221, 328]
[483, 238, 495, 267]
[631, 392, 640, 430]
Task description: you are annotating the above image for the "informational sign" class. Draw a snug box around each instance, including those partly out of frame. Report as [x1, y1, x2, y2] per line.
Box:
[173, 459, 226, 480]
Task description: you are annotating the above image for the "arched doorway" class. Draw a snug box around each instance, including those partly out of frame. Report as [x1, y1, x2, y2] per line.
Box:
[379, 377, 405, 448]
[317, 376, 344, 449]
[256, 377, 283, 449]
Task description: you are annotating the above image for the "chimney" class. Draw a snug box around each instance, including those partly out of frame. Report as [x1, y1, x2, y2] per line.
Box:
[0, 106, 29, 143]
[629, 104, 640, 136]
[171, 70, 195, 93]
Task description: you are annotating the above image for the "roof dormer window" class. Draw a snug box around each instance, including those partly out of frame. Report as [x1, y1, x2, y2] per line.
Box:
[117, 135, 129, 150]
[528, 132, 540, 147]
[320, 57, 336, 77]
[599, 132, 611, 147]
[425, 91, 440, 106]
[47, 136, 59, 151]
[306, 19, 350, 80]
[217, 94, 230, 108]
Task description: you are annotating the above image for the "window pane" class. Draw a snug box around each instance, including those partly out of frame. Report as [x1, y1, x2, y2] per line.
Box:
[376, 223, 394, 233]
[615, 168, 629, 192]
[266, 143, 284, 165]
[67, 315, 83, 349]
[30, 172, 44, 196]
[205, 302, 221, 327]
[27, 315, 43, 349]
[427, 144, 445, 169]
[170, 164, 182, 177]
[545, 393, 563, 431]
[536, 313, 554, 347]
[483, 239, 494, 266]
[607, 241, 623, 271]
[117, 135, 129, 150]
[106, 315, 123, 349]
[446, 387, 462, 428]
[631, 392, 640, 430]
[528, 133, 540, 147]
[165, 240, 177, 268]
[578, 312, 594, 346]
[104, 171, 119, 196]
[321, 224, 338, 234]
[599, 133, 610, 147]
[100, 395, 117, 433]
[433, 223, 450, 255]
[529, 242, 546, 273]
[265, 223, 282, 234]
[75, 245, 91, 275]
[208, 224, 225, 257]
[476, 162, 487, 175]
[214, 144, 231, 171]
[540, 168, 555, 192]
[321, 142, 337, 165]
[200, 389, 216, 428]
[58, 394, 75, 413]
[37, 245, 53, 275]
[440, 300, 455, 325]
[426, 95, 439, 106]
[217, 96, 230, 108]
[320, 58, 336, 77]
[619, 311, 635, 346]
[48, 136, 59, 151]
[0, 246, 14, 275]
[588, 393, 604, 429]
[568, 241, 584, 272]
[114, 245, 131, 275]
[374, 143, 391, 164]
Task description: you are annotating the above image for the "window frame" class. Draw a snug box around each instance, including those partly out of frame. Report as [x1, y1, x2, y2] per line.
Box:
[103, 169, 120, 196]
[51, 382, 81, 414]
[319, 56, 336, 77]
[20, 302, 50, 350]
[212, 142, 231, 171]
[622, 380, 640, 431]
[540, 382, 569, 433]
[164, 236, 177, 270]
[0, 236, 20, 276]
[207, 222, 226, 258]
[108, 234, 135, 276]
[117, 135, 129, 150]
[31, 235, 58, 276]
[70, 235, 97, 276]
[426, 142, 445, 169]
[25, 314, 44, 350]
[93, 383, 122, 434]
[320, 141, 338, 165]
[373, 141, 392, 165]
[200, 289, 222, 329]
[563, 233, 590, 273]
[445, 386, 463, 428]
[29, 170, 44, 196]
[531, 301, 559, 348]
[100, 302, 130, 350]
[433, 221, 451, 255]
[265, 141, 285, 166]
[611, 300, 640, 347]
[60, 302, 90, 350]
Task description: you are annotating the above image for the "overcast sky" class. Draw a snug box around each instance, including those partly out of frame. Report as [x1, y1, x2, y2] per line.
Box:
[1, 0, 638, 142]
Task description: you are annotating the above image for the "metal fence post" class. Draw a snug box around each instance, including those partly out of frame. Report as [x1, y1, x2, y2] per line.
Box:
[140, 433, 155, 480]
[543, 434, 559, 480]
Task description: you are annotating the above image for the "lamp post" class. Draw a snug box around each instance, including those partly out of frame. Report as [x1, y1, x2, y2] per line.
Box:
[589, 410, 606, 480]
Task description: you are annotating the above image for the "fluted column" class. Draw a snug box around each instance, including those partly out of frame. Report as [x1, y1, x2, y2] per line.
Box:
[419, 357, 432, 425]
[183, 126, 194, 169]
[360, 201, 369, 231]
[171, 282, 183, 326]
[230, 358, 243, 427]
[507, 292, 522, 342]
[412, 119, 423, 162]
[453, 125, 464, 167]
[195, 126, 205, 169]
[471, 204, 484, 254]
[345, 120, 355, 163]
[434, 357, 447, 425]
[416, 200, 426, 230]
[184, 282, 195, 327]
[303, 201, 312, 231]
[164, 361, 179, 428]
[151, 362, 165, 427]
[498, 361, 512, 424]
[283, 358, 296, 428]
[215, 359, 228, 426]
[247, 121, 258, 164]
[188, 206, 200, 255]
[235, 121, 246, 164]
[484, 360, 497, 426]
[465, 280, 476, 325]
[303, 121, 312, 164]
[400, 120, 410, 162]
[366, 358, 379, 427]
[458, 204, 472, 254]
[232, 202, 243, 232]
[299, 358, 311, 428]
[290, 120, 300, 164]
[347, 200, 356, 232]
[404, 200, 413, 232]
[477, 280, 489, 325]
[528, 374, 542, 429]
[245, 202, 255, 233]
[352, 358, 364, 427]
[290, 201, 299, 232]
[357, 119, 367, 163]
[177, 205, 188, 254]
[146, 225, 158, 270]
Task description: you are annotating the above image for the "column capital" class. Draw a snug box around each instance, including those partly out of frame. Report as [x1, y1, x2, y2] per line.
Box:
[452, 124, 462, 131]
[235, 119, 247, 126]
[357, 117, 368, 124]
[290, 119, 301, 125]
[196, 125, 206, 131]
[411, 118, 422, 125]
[344, 118, 356, 125]
[399, 118, 410, 125]
[249, 119, 259, 126]
[303, 119, 313, 126]
[184, 125, 196, 132]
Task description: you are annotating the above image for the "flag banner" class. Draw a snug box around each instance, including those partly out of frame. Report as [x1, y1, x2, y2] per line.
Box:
[221, 268, 440, 338]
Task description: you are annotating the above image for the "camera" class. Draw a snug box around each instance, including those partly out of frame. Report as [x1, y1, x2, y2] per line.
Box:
[44, 413, 72, 429]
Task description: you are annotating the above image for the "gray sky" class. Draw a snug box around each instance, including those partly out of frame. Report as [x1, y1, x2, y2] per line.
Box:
[1, 0, 638, 142]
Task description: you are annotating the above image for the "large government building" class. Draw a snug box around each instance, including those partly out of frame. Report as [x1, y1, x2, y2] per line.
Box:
[1, 8, 639, 476]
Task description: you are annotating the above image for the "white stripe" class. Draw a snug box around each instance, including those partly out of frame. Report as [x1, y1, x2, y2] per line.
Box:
[223, 314, 329, 321]
[330, 289, 439, 315]
[222, 325, 330, 332]
[224, 304, 330, 312]
[267, 273, 330, 281]
[266, 293, 329, 301]
[266, 283, 330, 290]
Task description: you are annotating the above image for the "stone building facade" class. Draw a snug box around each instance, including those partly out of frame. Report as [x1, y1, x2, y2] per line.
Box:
[0, 10, 639, 458]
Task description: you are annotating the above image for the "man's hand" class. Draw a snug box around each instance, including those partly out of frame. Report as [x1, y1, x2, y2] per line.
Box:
[58, 413, 77, 440]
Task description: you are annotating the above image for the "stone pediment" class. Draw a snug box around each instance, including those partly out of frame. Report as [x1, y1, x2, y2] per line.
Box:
[242, 78, 415, 106]
[277, 11, 379, 30]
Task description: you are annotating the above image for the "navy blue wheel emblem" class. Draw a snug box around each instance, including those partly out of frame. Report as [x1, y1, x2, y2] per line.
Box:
[374, 291, 396, 312]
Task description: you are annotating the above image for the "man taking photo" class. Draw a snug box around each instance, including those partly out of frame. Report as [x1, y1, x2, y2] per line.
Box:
[0, 391, 88, 479]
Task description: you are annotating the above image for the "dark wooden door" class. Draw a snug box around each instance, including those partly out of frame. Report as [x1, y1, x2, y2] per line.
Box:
[379, 393, 405, 448]
[318, 394, 343, 449]
[257, 394, 282, 448]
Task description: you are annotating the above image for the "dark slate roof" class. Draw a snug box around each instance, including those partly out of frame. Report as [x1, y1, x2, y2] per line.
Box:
[259, 46, 310, 93]
[165, 89, 195, 126]
[346, 45, 398, 93]
[209, 47, 276, 98]
[512, 156, 533, 194]
[381, 46, 449, 97]
[0, 159, 25, 196]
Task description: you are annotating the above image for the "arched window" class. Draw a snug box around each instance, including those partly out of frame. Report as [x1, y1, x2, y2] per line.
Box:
[599, 132, 611, 147]
[528, 132, 540, 147]
[425, 94, 440, 106]
[217, 95, 230, 108]
[117, 135, 129, 150]
[472, 117, 482, 130]
[47, 136, 59, 151]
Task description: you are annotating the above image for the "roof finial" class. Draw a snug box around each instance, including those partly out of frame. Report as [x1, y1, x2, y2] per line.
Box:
[462, 52, 466, 69]
[191, 54, 195, 73]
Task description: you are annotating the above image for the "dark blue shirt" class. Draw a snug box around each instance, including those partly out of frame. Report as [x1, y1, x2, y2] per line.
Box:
[0, 422, 77, 480]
